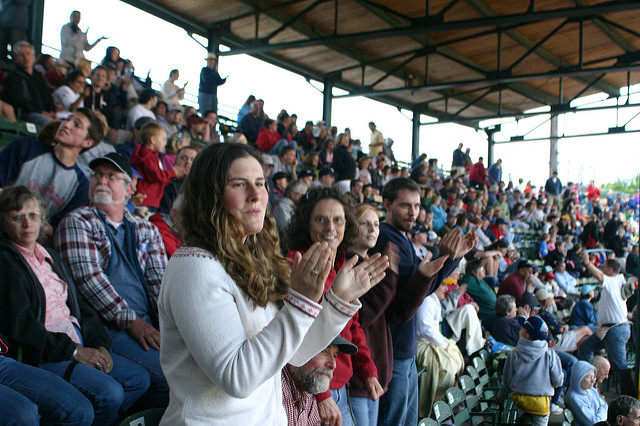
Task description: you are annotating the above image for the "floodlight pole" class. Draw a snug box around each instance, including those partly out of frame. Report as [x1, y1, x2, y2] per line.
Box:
[412, 110, 420, 161]
[323, 77, 333, 128]
[549, 114, 559, 175]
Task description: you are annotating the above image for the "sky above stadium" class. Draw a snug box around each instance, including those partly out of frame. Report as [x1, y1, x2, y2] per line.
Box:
[42, 0, 640, 187]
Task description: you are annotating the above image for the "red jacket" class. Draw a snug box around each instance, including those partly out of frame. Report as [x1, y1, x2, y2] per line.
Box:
[469, 161, 486, 184]
[149, 212, 180, 258]
[288, 249, 378, 403]
[586, 185, 601, 201]
[256, 128, 281, 152]
[130, 144, 176, 208]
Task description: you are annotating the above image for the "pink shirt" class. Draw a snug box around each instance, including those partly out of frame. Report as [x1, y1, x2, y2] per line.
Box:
[15, 243, 81, 344]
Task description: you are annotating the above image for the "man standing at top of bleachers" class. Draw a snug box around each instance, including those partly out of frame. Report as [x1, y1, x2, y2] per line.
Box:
[1, 41, 56, 125]
[0, 108, 103, 227]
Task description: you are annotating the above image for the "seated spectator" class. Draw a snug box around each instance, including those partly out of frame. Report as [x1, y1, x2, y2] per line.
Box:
[272, 172, 287, 198]
[539, 233, 550, 259]
[237, 101, 261, 145]
[282, 337, 357, 426]
[181, 114, 211, 148]
[568, 285, 598, 332]
[149, 193, 182, 258]
[0, 99, 17, 122]
[126, 88, 157, 130]
[318, 139, 334, 167]
[1, 41, 56, 125]
[496, 316, 564, 425]
[54, 153, 170, 409]
[555, 260, 579, 296]
[310, 167, 336, 189]
[411, 224, 432, 261]
[492, 295, 529, 346]
[461, 259, 497, 327]
[52, 70, 88, 118]
[596, 395, 640, 426]
[256, 118, 296, 155]
[0, 186, 149, 423]
[45, 58, 73, 90]
[416, 280, 465, 418]
[203, 110, 221, 144]
[590, 356, 611, 396]
[296, 120, 317, 153]
[163, 105, 183, 137]
[565, 361, 608, 426]
[161, 69, 186, 108]
[130, 122, 186, 211]
[567, 243, 589, 277]
[158, 146, 197, 214]
[117, 116, 154, 159]
[160, 130, 190, 171]
[534, 289, 593, 353]
[271, 145, 298, 181]
[297, 168, 316, 190]
[272, 180, 307, 246]
[545, 240, 567, 269]
[627, 245, 639, 276]
[498, 259, 534, 304]
[0, 108, 103, 228]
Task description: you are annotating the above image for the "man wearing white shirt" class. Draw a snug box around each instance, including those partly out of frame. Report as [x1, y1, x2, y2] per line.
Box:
[577, 257, 634, 395]
[555, 261, 579, 296]
[126, 88, 157, 130]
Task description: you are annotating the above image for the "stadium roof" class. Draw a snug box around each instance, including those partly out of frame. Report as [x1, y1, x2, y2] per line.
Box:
[124, 0, 640, 128]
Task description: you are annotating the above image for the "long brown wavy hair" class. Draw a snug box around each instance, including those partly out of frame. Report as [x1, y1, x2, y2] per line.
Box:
[179, 143, 290, 307]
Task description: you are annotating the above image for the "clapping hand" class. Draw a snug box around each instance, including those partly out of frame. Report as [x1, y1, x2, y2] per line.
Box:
[417, 255, 448, 279]
[289, 242, 332, 302]
[331, 254, 389, 303]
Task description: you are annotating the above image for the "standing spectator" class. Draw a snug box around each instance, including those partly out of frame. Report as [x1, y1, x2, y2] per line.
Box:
[468, 156, 487, 189]
[2, 41, 56, 125]
[161, 69, 186, 108]
[496, 315, 564, 426]
[126, 88, 158, 130]
[370, 178, 474, 426]
[59, 10, 106, 65]
[198, 52, 226, 113]
[451, 143, 465, 176]
[238, 101, 261, 145]
[545, 171, 563, 207]
[586, 180, 601, 214]
[0, 0, 31, 60]
[331, 133, 357, 193]
[368, 122, 385, 156]
[577, 257, 635, 396]
[487, 159, 502, 186]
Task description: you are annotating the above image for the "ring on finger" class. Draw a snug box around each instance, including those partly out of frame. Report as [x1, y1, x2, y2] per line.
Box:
[311, 269, 319, 275]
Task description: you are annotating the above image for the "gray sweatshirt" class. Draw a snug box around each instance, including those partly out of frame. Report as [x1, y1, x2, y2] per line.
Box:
[498, 338, 564, 400]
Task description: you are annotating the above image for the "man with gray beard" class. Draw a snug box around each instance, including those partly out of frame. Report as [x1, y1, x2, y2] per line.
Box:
[54, 152, 170, 410]
[282, 336, 357, 426]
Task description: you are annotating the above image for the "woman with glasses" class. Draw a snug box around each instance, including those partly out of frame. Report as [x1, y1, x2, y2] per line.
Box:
[52, 70, 90, 118]
[287, 187, 388, 426]
[0, 186, 149, 424]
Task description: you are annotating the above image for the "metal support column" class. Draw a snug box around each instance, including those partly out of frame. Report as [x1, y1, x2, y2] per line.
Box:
[412, 109, 420, 161]
[550, 114, 559, 174]
[485, 125, 499, 165]
[30, 0, 45, 56]
[322, 78, 333, 128]
[207, 28, 220, 56]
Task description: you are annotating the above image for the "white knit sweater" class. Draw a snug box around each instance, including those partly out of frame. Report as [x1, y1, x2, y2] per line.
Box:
[159, 246, 358, 425]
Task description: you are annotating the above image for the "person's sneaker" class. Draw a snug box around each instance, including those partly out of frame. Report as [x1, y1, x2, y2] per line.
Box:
[551, 404, 563, 415]
[556, 396, 565, 408]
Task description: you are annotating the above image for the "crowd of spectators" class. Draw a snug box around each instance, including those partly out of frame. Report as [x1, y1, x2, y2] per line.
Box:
[0, 18, 639, 426]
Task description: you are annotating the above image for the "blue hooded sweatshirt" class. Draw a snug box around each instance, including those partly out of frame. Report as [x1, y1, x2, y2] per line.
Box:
[565, 361, 608, 426]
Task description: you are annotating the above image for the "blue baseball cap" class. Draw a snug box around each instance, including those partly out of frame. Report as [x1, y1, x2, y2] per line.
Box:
[518, 315, 549, 341]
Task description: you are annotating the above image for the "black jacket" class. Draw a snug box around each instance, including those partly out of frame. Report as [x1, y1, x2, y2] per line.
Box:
[331, 145, 356, 181]
[1, 67, 55, 118]
[0, 241, 110, 366]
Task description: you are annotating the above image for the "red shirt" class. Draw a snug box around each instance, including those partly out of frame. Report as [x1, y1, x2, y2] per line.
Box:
[256, 128, 282, 152]
[130, 144, 177, 208]
[498, 271, 526, 303]
[149, 212, 180, 258]
[469, 162, 486, 184]
[288, 249, 378, 403]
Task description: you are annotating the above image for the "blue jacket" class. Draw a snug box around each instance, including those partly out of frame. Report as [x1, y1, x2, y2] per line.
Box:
[371, 222, 458, 359]
[487, 163, 502, 185]
[545, 177, 563, 195]
[565, 361, 608, 426]
[198, 66, 226, 94]
[492, 316, 521, 346]
[568, 299, 598, 328]
[452, 148, 465, 167]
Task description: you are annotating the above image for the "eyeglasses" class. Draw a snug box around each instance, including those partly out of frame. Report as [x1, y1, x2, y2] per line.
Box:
[312, 216, 345, 228]
[91, 171, 126, 182]
[7, 212, 42, 224]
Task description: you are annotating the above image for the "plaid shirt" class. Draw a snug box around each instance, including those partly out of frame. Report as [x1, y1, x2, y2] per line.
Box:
[281, 365, 321, 426]
[54, 206, 167, 328]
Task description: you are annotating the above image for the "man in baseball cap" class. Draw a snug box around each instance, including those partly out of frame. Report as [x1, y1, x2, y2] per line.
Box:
[282, 336, 357, 425]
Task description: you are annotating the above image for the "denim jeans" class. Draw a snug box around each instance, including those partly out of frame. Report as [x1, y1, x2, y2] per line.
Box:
[516, 410, 550, 426]
[552, 350, 576, 404]
[0, 356, 93, 425]
[577, 323, 634, 395]
[331, 385, 355, 426]
[377, 357, 418, 426]
[268, 139, 298, 156]
[350, 395, 379, 426]
[108, 328, 169, 408]
[43, 360, 124, 425]
[198, 92, 217, 114]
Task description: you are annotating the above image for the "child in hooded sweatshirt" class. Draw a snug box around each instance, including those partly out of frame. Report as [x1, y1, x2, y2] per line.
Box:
[565, 361, 608, 426]
[497, 315, 564, 426]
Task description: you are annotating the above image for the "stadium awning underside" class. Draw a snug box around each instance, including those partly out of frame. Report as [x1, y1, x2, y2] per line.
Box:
[124, 0, 640, 128]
